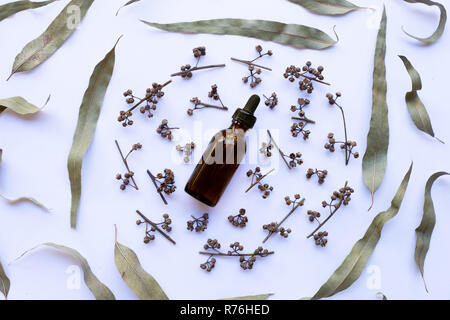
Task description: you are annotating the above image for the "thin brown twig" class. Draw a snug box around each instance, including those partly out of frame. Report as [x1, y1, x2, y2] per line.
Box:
[127, 80, 172, 113]
[267, 130, 291, 170]
[291, 117, 316, 124]
[170, 64, 226, 77]
[147, 170, 168, 205]
[199, 251, 274, 257]
[136, 210, 176, 245]
[115, 140, 138, 190]
[245, 168, 275, 193]
[334, 101, 349, 165]
[306, 181, 348, 238]
[262, 199, 304, 243]
[230, 57, 272, 71]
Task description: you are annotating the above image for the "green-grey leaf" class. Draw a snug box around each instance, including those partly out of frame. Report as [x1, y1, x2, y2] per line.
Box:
[7, 0, 94, 80]
[221, 293, 273, 300]
[0, 96, 41, 115]
[377, 292, 387, 300]
[0, 259, 10, 299]
[17, 243, 115, 300]
[68, 37, 120, 229]
[114, 226, 169, 300]
[0, 0, 57, 22]
[311, 163, 413, 299]
[287, 0, 364, 16]
[142, 19, 338, 50]
[402, 0, 447, 44]
[0, 194, 49, 211]
[362, 6, 388, 210]
[399, 55, 442, 143]
[116, 0, 141, 16]
[415, 171, 448, 291]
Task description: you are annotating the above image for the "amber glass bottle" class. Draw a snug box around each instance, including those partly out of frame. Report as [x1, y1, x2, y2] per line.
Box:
[185, 95, 260, 207]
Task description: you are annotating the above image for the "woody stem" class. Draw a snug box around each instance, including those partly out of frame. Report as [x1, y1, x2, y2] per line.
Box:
[115, 140, 138, 189]
[136, 210, 176, 245]
[171, 64, 226, 77]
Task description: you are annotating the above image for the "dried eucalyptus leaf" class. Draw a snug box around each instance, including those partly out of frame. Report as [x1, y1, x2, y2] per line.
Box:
[287, 0, 364, 16]
[402, 0, 447, 44]
[0, 0, 57, 22]
[377, 292, 387, 300]
[399, 55, 442, 143]
[7, 0, 95, 80]
[311, 163, 412, 300]
[415, 171, 448, 291]
[142, 19, 338, 50]
[362, 6, 388, 210]
[114, 226, 169, 300]
[0, 259, 10, 299]
[116, 0, 141, 16]
[0, 194, 49, 211]
[221, 293, 273, 300]
[17, 243, 115, 300]
[68, 37, 120, 229]
[0, 96, 41, 115]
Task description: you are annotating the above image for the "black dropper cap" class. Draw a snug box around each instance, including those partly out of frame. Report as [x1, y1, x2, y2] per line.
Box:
[232, 94, 260, 128]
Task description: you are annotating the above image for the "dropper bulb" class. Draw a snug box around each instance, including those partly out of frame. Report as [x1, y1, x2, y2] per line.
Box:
[243, 94, 260, 115]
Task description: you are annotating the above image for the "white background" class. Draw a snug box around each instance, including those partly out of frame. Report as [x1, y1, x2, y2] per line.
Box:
[0, 0, 449, 300]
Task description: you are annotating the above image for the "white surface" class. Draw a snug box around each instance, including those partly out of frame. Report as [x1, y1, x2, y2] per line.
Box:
[0, 0, 449, 300]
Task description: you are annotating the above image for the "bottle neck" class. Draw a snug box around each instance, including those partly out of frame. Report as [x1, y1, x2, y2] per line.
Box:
[229, 120, 250, 132]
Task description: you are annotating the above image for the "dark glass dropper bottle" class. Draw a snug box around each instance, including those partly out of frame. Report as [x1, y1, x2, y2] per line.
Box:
[185, 95, 260, 207]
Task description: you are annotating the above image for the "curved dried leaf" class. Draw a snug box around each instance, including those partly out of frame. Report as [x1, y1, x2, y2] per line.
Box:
[142, 19, 338, 50]
[399, 55, 441, 142]
[377, 292, 387, 300]
[0, 259, 10, 299]
[17, 243, 115, 300]
[0, 0, 57, 22]
[8, 0, 94, 80]
[402, 0, 447, 44]
[68, 37, 120, 229]
[114, 226, 169, 300]
[287, 0, 364, 16]
[0, 194, 49, 211]
[221, 293, 273, 300]
[116, 0, 141, 16]
[311, 163, 413, 299]
[0, 96, 41, 115]
[415, 171, 448, 291]
[362, 6, 389, 210]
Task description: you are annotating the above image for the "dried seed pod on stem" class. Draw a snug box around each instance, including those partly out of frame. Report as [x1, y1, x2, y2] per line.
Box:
[261, 130, 303, 169]
[245, 167, 275, 198]
[306, 168, 328, 184]
[115, 140, 141, 190]
[263, 92, 278, 109]
[262, 194, 305, 243]
[231, 45, 273, 88]
[118, 80, 171, 127]
[176, 142, 195, 163]
[187, 213, 209, 232]
[147, 169, 176, 205]
[199, 239, 274, 272]
[306, 181, 354, 247]
[228, 208, 248, 228]
[156, 119, 179, 140]
[187, 85, 228, 115]
[324, 92, 359, 165]
[136, 210, 176, 245]
[171, 46, 225, 79]
[284, 61, 330, 93]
